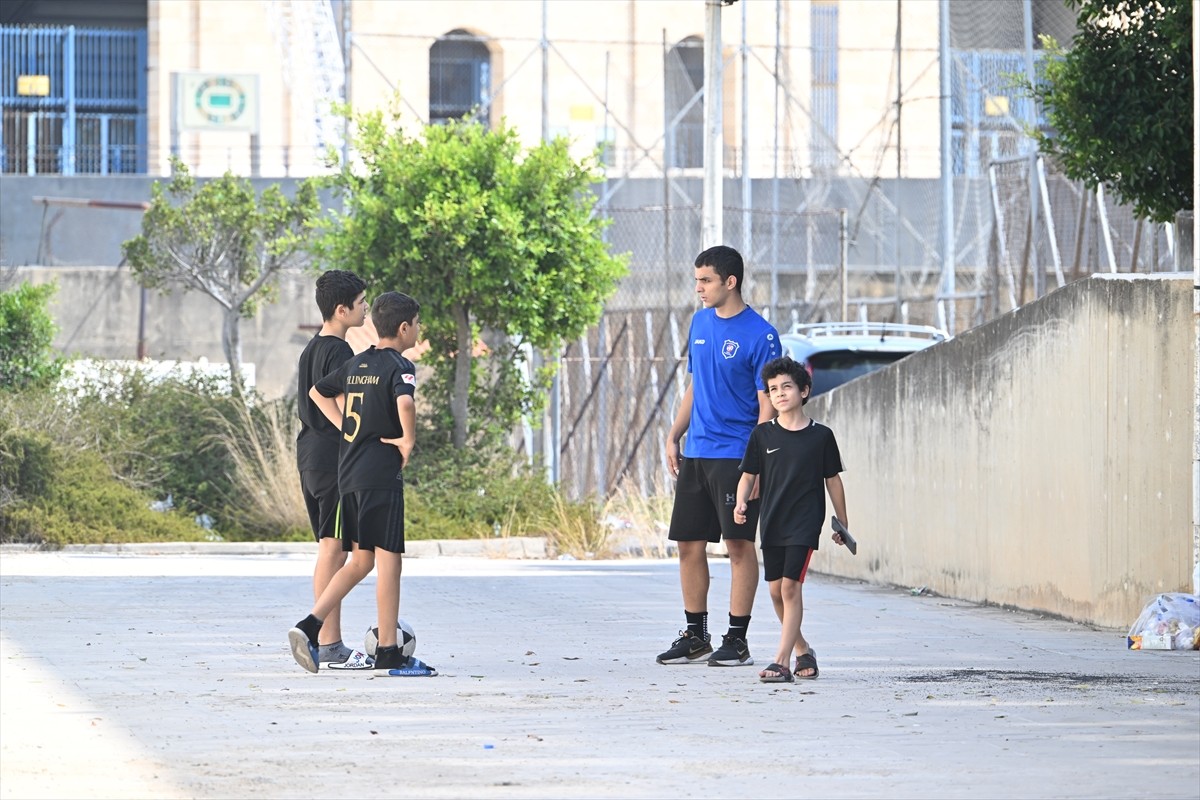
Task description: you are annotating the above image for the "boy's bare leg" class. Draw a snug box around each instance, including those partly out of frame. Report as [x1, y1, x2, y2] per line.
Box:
[725, 539, 758, 616]
[772, 577, 806, 669]
[313, 538, 348, 645]
[678, 540, 710, 612]
[374, 549, 403, 648]
[312, 545, 375, 621]
[768, 577, 785, 622]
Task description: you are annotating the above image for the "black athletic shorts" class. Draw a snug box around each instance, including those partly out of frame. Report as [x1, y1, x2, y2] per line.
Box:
[301, 470, 352, 551]
[762, 545, 814, 583]
[668, 457, 759, 543]
[340, 488, 405, 554]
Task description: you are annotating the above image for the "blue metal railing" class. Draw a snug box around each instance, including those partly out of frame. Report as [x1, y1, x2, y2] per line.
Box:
[0, 25, 147, 174]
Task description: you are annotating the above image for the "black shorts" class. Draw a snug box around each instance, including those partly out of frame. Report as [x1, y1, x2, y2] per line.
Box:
[668, 457, 759, 543]
[340, 488, 405, 554]
[300, 470, 352, 551]
[762, 545, 814, 583]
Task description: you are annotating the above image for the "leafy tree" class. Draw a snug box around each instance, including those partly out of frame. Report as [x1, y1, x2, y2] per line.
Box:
[122, 159, 321, 395]
[0, 281, 64, 392]
[1028, 0, 1192, 224]
[320, 115, 628, 448]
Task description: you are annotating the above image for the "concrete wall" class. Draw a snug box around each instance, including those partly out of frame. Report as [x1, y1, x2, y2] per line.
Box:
[808, 274, 1194, 628]
[12, 266, 321, 399]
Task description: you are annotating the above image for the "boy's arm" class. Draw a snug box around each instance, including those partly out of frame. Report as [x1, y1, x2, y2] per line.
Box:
[732, 472, 757, 525]
[756, 389, 775, 423]
[665, 382, 693, 477]
[825, 473, 849, 542]
[308, 386, 344, 430]
[381, 394, 417, 469]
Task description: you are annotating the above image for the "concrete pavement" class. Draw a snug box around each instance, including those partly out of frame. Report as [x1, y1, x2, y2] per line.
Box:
[1, 546, 1197, 799]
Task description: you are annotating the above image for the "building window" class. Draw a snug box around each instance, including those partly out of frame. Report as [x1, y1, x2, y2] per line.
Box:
[811, 2, 838, 170]
[664, 36, 703, 169]
[429, 29, 490, 126]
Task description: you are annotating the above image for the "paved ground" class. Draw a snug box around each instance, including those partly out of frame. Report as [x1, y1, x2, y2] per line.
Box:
[1, 547, 1198, 800]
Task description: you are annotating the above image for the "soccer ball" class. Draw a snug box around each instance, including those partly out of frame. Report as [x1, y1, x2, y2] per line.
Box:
[365, 619, 416, 658]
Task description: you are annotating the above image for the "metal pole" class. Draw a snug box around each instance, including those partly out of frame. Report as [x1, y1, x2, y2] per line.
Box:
[839, 209, 849, 322]
[1023, 0, 1041, 298]
[702, 0, 723, 248]
[741, 1, 751, 267]
[893, 0, 903, 321]
[770, 0, 780, 318]
[541, 0, 550, 143]
[342, 0, 351, 167]
[938, 0, 955, 333]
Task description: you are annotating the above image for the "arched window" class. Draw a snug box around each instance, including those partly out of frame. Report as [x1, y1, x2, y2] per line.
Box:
[429, 29, 491, 125]
[664, 36, 703, 169]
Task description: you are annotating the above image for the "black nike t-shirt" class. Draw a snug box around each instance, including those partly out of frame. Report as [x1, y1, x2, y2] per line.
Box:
[314, 345, 417, 494]
[739, 418, 844, 548]
[296, 334, 354, 474]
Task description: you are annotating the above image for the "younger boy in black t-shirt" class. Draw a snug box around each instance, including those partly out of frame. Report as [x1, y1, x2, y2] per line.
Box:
[733, 356, 850, 683]
[295, 269, 368, 667]
[288, 291, 436, 677]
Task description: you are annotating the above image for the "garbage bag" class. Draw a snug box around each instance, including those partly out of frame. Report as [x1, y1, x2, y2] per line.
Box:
[1127, 593, 1200, 650]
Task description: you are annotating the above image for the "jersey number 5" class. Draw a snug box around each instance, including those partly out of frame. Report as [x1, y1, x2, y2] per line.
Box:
[343, 392, 364, 442]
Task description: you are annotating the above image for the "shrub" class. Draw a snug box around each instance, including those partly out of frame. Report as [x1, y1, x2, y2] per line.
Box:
[0, 282, 64, 392]
[0, 442, 204, 547]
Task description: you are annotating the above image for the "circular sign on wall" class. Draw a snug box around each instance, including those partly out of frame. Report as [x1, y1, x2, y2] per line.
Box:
[193, 76, 249, 125]
[175, 72, 260, 133]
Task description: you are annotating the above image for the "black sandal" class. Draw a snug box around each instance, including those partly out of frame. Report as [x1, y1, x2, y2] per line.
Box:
[793, 650, 819, 679]
[759, 662, 794, 683]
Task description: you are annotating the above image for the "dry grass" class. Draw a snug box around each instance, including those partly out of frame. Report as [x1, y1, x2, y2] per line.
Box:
[542, 491, 611, 559]
[210, 398, 308, 538]
[600, 474, 675, 558]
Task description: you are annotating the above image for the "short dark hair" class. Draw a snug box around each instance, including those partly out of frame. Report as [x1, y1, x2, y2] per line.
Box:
[694, 245, 745, 293]
[315, 270, 366, 320]
[372, 291, 420, 339]
[762, 355, 812, 404]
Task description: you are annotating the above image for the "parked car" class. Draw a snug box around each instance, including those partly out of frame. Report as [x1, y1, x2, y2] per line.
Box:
[780, 321, 949, 397]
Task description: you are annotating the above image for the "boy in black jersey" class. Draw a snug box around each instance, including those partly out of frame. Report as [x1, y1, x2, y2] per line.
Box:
[295, 269, 368, 667]
[287, 292, 436, 677]
[733, 356, 850, 683]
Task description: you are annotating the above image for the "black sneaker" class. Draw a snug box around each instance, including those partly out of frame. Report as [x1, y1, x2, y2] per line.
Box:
[656, 630, 713, 664]
[707, 634, 753, 666]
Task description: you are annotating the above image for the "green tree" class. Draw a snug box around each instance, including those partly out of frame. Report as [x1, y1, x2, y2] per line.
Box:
[320, 115, 628, 448]
[0, 281, 64, 392]
[1028, 0, 1192, 224]
[122, 159, 321, 395]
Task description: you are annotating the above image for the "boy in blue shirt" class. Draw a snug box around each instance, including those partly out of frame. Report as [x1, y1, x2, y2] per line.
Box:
[658, 246, 780, 667]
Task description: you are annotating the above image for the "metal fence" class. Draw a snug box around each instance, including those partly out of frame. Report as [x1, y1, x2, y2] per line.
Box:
[0, 25, 146, 174]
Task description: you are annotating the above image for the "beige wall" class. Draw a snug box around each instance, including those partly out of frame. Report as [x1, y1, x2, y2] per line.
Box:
[807, 274, 1194, 628]
[144, 0, 944, 179]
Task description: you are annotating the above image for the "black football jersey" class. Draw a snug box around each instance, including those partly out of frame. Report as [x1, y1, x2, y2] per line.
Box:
[296, 334, 354, 473]
[314, 346, 417, 494]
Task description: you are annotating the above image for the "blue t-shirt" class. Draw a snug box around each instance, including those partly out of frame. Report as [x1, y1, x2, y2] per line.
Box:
[684, 306, 780, 459]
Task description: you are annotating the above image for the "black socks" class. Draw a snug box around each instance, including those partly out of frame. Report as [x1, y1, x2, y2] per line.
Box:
[685, 610, 708, 641]
[728, 614, 751, 641]
[296, 614, 323, 646]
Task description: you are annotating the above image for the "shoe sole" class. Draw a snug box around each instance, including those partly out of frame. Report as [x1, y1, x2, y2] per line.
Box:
[656, 648, 714, 665]
[288, 628, 319, 674]
[708, 656, 755, 666]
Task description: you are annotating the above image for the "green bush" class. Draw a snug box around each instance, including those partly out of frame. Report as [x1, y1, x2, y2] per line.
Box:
[0, 282, 64, 392]
[0, 441, 204, 547]
[64, 364, 246, 524]
[404, 439, 559, 540]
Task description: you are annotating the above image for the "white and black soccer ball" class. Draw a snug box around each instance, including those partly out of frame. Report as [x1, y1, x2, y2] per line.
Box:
[365, 619, 416, 658]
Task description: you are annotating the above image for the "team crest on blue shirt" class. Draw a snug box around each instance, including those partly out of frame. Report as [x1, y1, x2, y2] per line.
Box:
[722, 339, 740, 359]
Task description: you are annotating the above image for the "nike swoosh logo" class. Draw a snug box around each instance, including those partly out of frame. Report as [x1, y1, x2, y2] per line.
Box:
[767, 448, 781, 454]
